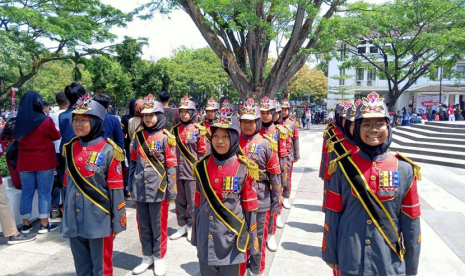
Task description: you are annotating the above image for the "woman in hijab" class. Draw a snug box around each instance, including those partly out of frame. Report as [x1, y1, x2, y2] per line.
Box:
[128, 94, 178, 276]
[323, 92, 421, 276]
[170, 95, 208, 241]
[15, 91, 61, 234]
[191, 106, 259, 276]
[239, 99, 281, 276]
[60, 95, 126, 276]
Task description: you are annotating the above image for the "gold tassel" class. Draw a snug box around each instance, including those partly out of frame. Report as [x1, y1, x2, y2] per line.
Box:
[163, 129, 177, 146]
[328, 142, 334, 153]
[285, 125, 293, 138]
[277, 125, 289, 139]
[263, 135, 278, 152]
[107, 138, 125, 162]
[328, 150, 353, 175]
[238, 155, 259, 180]
[326, 134, 336, 147]
[192, 167, 197, 178]
[396, 151, 422, 180]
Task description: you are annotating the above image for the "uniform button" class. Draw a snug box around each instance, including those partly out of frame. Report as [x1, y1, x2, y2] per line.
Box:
[76, 193, 80, 197]
[372, 162, 377, 167]
[370, 176, 376, 181]
[76, 209, 81, 213]
[367, 220, 373, 225]
[78, 157, 83, 161]
[208, 234, 213, 239]
[215, 179, 219, 183]
[365, 239, 371, 245]
[78, 168, 81, 171]
[144, 180, 148, 184]
[83, 147, 86, 151]
[218, 166, 222, 170]
[209, 216, 214, 221]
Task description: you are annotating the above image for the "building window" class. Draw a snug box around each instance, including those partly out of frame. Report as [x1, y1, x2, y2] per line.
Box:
[340, 44, 347, 59]
[358, 46, 366, 54]
[370, 46, 379, 54]
[367, 69, 376, 86]
[457, 65, 465, 77]
[339, 69, 346, 85]
[356, 68, 364, 86]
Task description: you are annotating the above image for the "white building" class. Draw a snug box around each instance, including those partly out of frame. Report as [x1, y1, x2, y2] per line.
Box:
[326, 42, 465, 112]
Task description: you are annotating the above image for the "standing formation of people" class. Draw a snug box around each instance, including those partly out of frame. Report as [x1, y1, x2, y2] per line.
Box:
[319, 92, 421, 276]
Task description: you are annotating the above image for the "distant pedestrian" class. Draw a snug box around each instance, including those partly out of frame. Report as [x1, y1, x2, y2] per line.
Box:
[301, 110, 306, 129]
[449, 105, 455, 121]
[305, 110, 311, 130]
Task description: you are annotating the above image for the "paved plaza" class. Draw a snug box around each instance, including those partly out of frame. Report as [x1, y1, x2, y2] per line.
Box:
[1, 125, 464, 275]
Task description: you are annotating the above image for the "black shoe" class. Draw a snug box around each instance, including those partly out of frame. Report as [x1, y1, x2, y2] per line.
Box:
[38, 223, 58, 234]
[21, 224, 33, 234]
[50, 209, 61, 219]
[8, 233, 37, 245]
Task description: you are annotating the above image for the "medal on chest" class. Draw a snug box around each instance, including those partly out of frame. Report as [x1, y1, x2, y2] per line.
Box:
[247, 143, 261, 160]
[222, 176, 240, 199]
[85, 151, 105, 173]
[149, 140, 161, 155]
[377, 171, 399, 197]
[185, 131, 196, 143]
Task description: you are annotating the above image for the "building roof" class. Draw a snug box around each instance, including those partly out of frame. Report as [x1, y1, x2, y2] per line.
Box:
[408, 84, 465, 93]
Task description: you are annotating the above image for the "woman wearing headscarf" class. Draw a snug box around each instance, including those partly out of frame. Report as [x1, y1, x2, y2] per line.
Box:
[15, 91, 61, 234]
[191, 106, 259, 276]
[60, 94, 126, 276]
[239, 99, 281, 276]
[128, 94, 178, 276]
[322, 92, 421, 276]
[170, 95, 208, 241]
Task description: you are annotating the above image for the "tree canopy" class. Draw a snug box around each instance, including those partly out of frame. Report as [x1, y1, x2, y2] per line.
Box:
[333, 0, 465, 109]
[0, 0, 133, 104]
[138, 0, 348, 101]
[288, 66, 328, 102]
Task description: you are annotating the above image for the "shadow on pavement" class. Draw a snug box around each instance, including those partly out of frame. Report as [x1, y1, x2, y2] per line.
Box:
[292, 204, 323, 212]
[112, 251, 142, 270]
[286, 221, 324, 233]
[180, 261, 200, 275]
[280, 242, 322, 257]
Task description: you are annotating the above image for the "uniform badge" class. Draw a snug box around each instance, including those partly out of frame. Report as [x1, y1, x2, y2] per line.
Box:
[253, 237, 260, 252]
[85, 151, 105, 173]
[247, 143, 261, 160]
[322, 233, 327, 252]
[222, 176, 239, 199]
[115, 162, 122, 175]
[120, 211, 127, 228]
[186, 132, 196, 143]
[378, 171, 399, 197]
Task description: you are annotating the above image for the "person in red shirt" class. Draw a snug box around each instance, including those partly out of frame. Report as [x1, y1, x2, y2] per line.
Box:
[14, 91, 61, 234]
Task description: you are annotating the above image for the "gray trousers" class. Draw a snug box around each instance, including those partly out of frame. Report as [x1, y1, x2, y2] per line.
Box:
[199, 260, 244, 276]
[250, 210, 271, 275]
[69, 236, 114, 276]
[175, 179, 196, 228]
[136, 200, 169, 258]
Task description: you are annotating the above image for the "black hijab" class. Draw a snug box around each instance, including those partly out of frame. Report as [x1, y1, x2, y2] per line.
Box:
[79, 115, 106, 143]
[143, 113, 166, 133]
[128, 98, 138, 117]
[353, 118, 392, 160]
[14, 91, 48, 141]
[181, 109, 197, 125]
[262, 109, 276, 128]
[343, 119, 354, 141]
[210, 127, 240, 161]
[274, 111, 283, 124]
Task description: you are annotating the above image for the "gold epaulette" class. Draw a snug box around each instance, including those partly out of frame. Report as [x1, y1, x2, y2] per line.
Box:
[396, 151, 422, 180]
[195, 123, 207, 136]
[328, 150, 352, 175]
[163, 129, 177, 146]
[263, 135, 278, 152]
[61, 136, 80, 157]
[238, 155, 259, 180]
[276, 125, 289, 140]
[284, 125, 294, 138]
[327, 138, 345, 153]
[106, 138, 125, 162]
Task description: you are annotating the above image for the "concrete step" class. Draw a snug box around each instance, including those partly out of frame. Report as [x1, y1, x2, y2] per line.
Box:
[411, 123, 465, 134]
[390, 142, 465, 160]
[425, 121, 465, 129]
[392, 128, 464, 144]
[393, 151, 465, 169]
[396, 126, 465, 140]
[392, 134, 465, 152]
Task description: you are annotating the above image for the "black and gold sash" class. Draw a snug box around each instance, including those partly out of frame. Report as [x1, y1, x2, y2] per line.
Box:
[64, 137, 110, 215]
[194, 156, 249, 253]
[174, 125, 198, 165]
[135, 131, 168, 193]
[337, 154, 406, 261]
